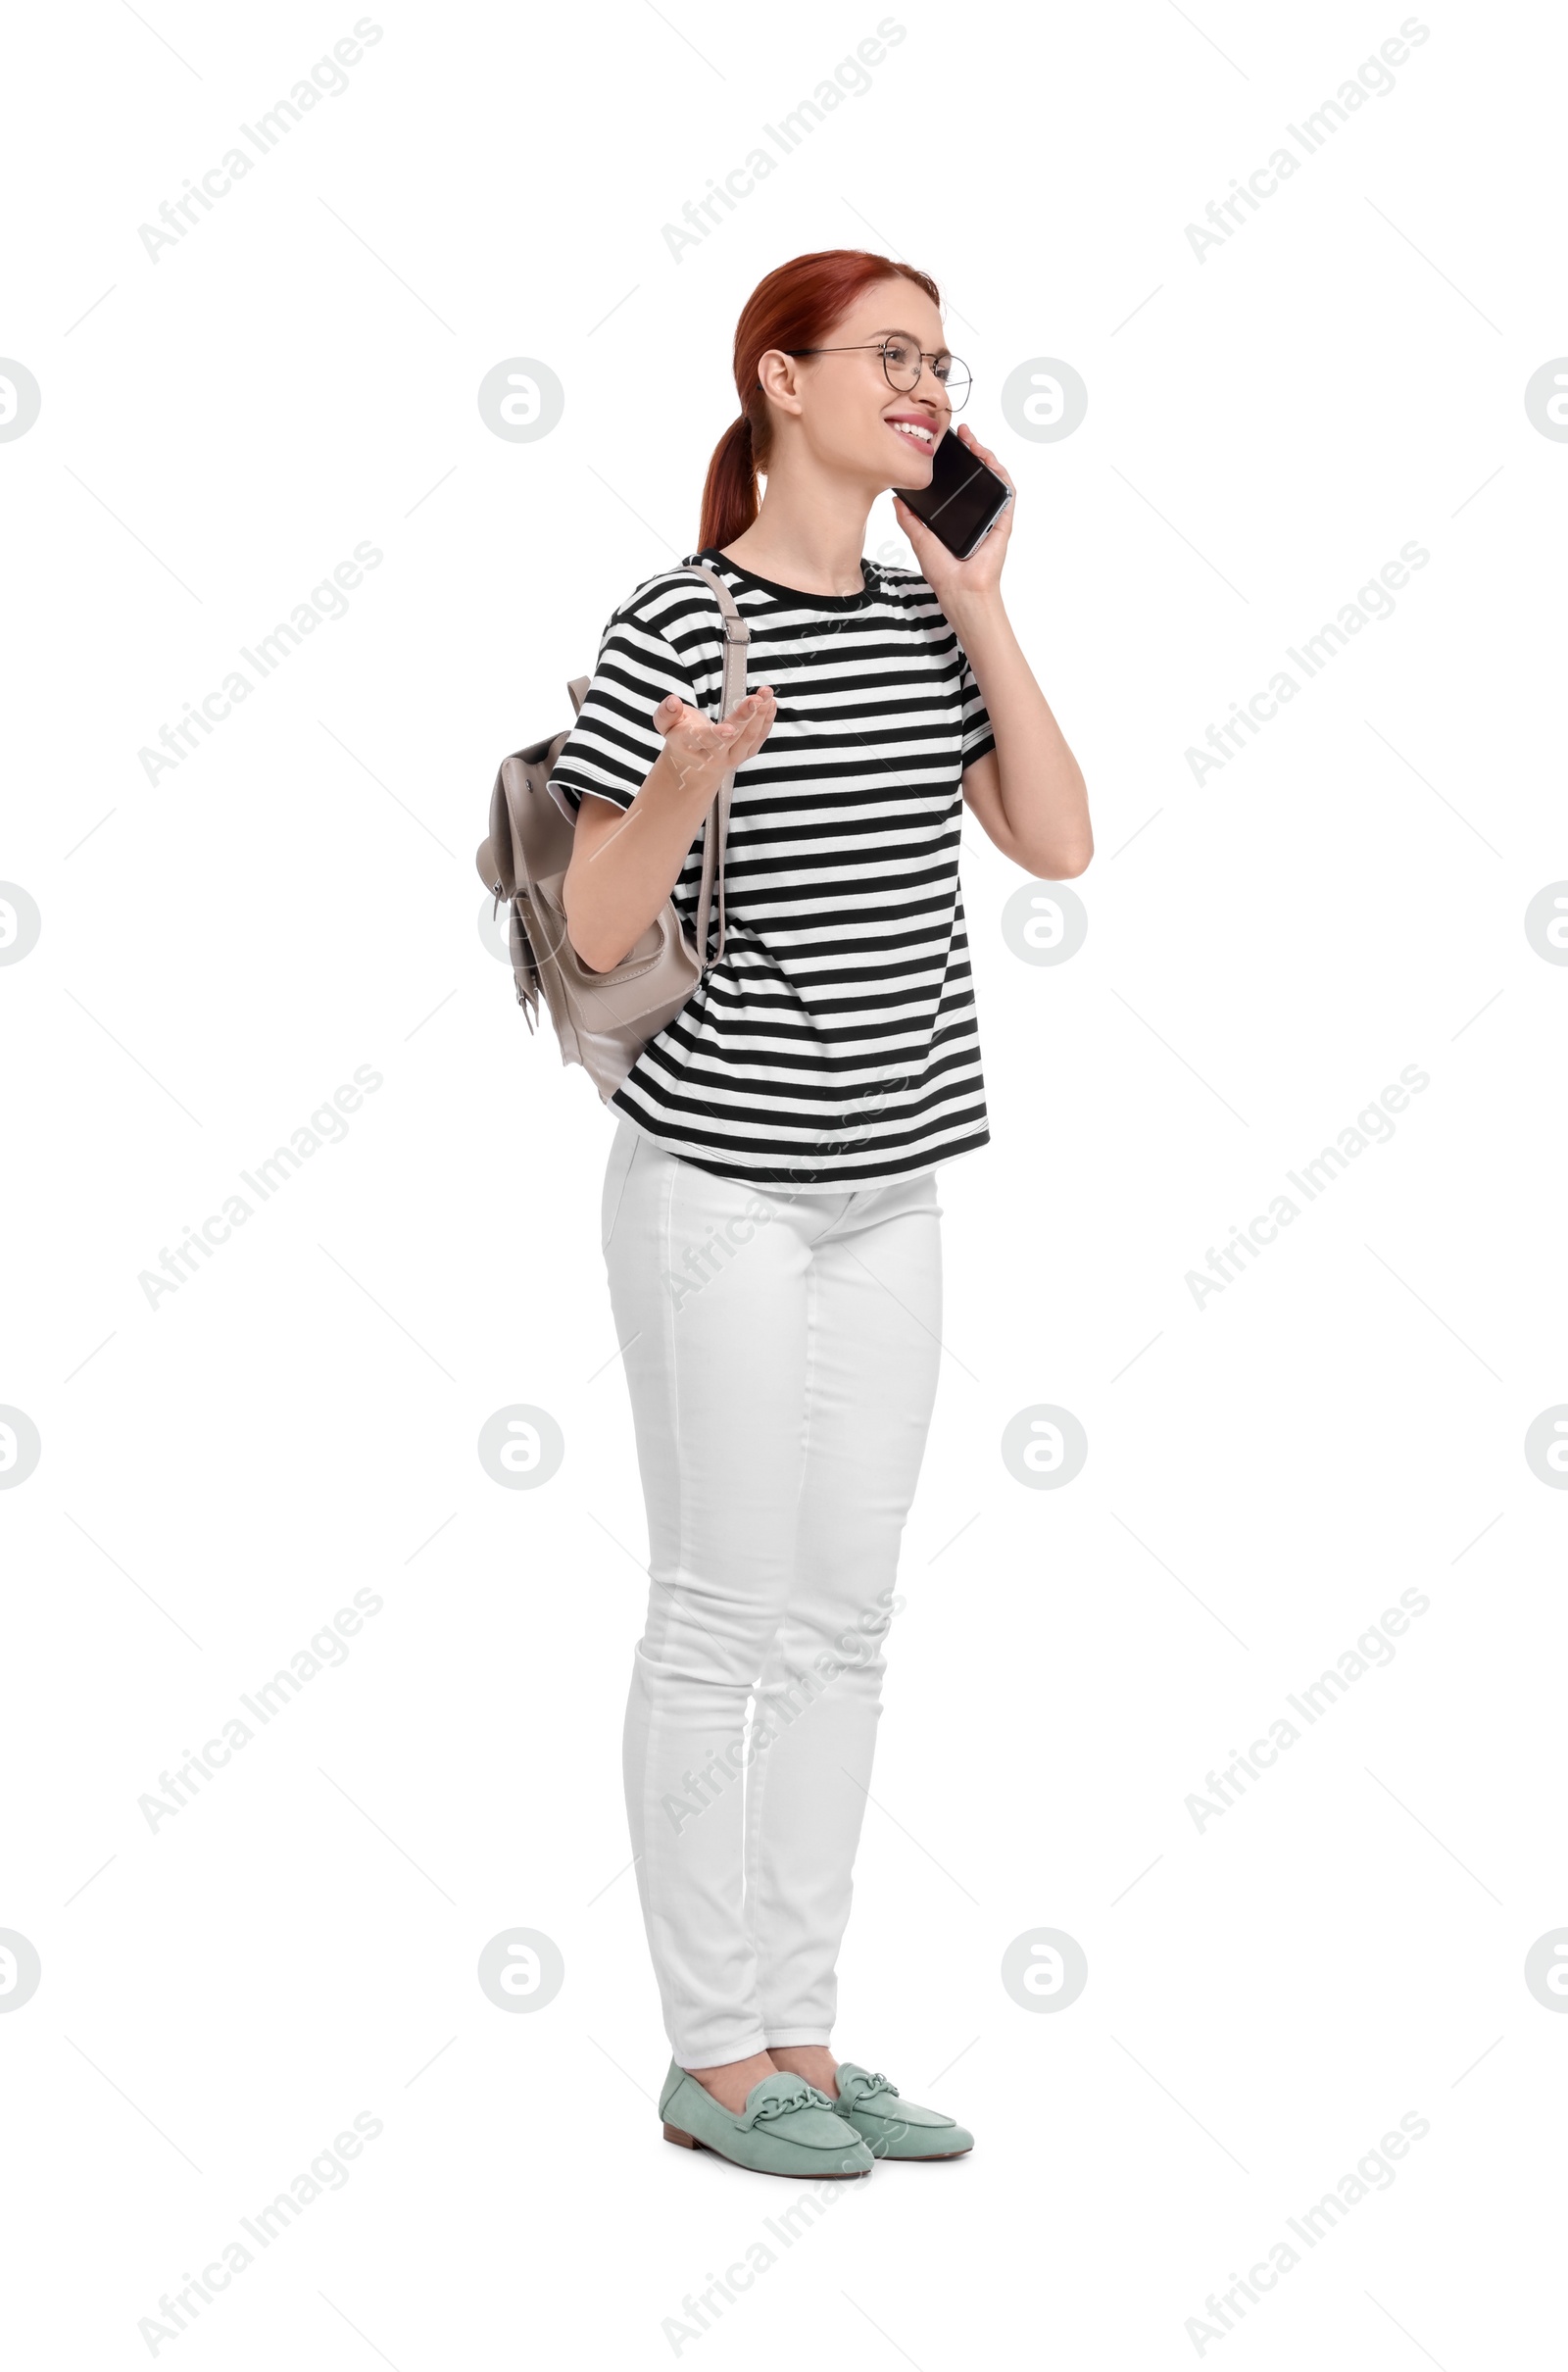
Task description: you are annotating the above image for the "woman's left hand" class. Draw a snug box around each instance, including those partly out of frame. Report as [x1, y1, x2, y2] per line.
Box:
[892, 421, 1014, 608]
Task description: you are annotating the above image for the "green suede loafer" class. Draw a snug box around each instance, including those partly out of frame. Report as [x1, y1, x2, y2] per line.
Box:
[832, 2063, 973, 2160]
[660, 2063, 873, 2179]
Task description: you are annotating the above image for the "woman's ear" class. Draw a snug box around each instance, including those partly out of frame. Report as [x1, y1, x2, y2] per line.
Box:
[755, 348, 805, 418]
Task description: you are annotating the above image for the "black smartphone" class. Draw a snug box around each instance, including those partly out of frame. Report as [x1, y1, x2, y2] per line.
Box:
[894, 431, 1012, 560]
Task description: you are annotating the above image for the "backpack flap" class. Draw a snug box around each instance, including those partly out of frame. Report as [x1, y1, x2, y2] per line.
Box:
[476, 775, 514, 907]
[481, 570, 744, 1105]
[499, 737, 575, 900]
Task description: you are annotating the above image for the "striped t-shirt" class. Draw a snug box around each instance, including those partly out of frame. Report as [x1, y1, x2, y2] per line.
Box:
[547, 548, 995, 1192]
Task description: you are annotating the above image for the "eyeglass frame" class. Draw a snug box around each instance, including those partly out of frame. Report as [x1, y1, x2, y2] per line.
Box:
[781, 328, 972, 412]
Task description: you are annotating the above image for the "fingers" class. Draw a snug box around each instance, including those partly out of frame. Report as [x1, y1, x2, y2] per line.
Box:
[956, 422, 1013, 490]
[657, 685, 777, 768]
[892, 493, 935, 544]
[959, 425, 1004, 475]
[712, 686, 775, 745]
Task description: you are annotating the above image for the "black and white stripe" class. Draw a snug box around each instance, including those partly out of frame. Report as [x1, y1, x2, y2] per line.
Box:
[548, 549, 995, 1190]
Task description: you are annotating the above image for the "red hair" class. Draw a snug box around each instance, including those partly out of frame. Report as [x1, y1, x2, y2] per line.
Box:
[698, 249, 942, 552]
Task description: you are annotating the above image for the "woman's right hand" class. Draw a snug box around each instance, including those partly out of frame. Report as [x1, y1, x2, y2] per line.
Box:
[653, 687, 776, 789]
[563, 686, 777, 971]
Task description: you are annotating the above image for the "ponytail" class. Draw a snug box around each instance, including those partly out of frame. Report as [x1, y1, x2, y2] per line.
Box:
[695, 249, 942, 556]
[699, 411, 759, 553]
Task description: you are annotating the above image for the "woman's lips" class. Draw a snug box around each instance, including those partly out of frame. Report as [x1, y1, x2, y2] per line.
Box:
[886, 416, 937, 452]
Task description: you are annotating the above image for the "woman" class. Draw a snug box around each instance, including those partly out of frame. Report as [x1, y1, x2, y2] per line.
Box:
[549, 250, 1091, 2179]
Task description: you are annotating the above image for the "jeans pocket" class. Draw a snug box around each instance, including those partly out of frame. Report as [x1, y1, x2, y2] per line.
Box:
[600, 1121, 640, 1258]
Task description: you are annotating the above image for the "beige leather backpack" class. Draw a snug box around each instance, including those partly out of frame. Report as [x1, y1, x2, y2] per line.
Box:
[475, 563, 750, 1104]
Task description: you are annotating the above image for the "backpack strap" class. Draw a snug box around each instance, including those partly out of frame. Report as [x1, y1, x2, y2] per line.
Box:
[669, 563, 750, 973]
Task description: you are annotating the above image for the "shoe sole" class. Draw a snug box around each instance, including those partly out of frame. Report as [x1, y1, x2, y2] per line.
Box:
[662, 2122, 870, 2176]
[874, 2147, 972, 2160]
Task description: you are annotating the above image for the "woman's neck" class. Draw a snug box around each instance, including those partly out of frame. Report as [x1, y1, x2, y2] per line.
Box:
[718, 474, 873, 597]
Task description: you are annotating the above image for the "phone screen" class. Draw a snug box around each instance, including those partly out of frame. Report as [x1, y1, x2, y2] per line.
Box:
[894, 432, 1011, 559]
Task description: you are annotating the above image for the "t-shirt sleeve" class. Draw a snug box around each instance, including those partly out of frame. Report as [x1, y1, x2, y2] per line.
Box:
[957, 652, 996, 770]
[546, 609, 698, 822]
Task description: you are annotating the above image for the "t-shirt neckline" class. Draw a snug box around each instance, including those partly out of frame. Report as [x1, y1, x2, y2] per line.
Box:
[690, 547, 874, 611]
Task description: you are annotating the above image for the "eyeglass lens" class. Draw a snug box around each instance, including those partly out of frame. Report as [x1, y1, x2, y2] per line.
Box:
[882, 334, 970, 408]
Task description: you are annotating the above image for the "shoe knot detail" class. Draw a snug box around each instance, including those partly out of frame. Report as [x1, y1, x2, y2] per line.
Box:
[744, 2081, 831, 2127]
[837, 2069, 898, 2108]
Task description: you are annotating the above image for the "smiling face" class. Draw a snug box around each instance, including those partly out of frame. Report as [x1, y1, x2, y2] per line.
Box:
[755, 277, 955, 493]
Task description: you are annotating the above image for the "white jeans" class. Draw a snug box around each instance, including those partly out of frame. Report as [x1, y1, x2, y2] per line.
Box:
[601, 1115, 944, 2067]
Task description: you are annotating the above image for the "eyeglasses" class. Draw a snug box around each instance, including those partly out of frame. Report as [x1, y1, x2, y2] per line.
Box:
[784, 329, 972, 412]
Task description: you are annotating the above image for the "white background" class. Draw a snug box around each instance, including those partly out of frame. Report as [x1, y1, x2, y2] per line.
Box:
[4, 0, 1565, 2362]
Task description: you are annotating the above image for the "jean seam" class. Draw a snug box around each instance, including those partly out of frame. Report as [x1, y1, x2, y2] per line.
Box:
[745, 1237, 823, 2037]
[602, 1123, 639, 1258]
[642, 1144, 699, 2055]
